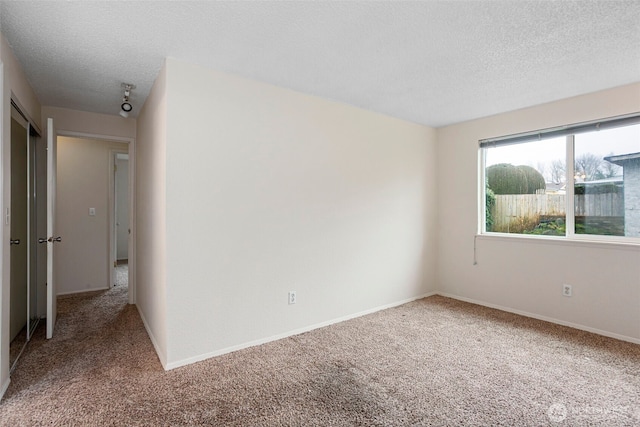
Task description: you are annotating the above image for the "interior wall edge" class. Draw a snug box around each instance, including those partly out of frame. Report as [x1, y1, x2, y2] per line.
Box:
[136, 305, 167, 370]
[133, 59, 169, 367]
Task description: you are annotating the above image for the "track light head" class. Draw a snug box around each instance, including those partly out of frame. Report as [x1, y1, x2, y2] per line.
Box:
[119, 83, 136, 117]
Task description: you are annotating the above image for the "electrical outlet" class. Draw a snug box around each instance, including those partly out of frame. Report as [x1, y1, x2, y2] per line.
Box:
[288, 291, 297, 305]
[562, 284, 572, 297]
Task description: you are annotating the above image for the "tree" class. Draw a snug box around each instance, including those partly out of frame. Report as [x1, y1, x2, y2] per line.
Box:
[536, 161, 548, 181]
[486, 163, 546, 195]
[518, 165, 546, 194]
[486, 164, 526, 194]
[600, 153, 621, 178]
[575, 153, 603, 181]
[550, 159, 565, 183]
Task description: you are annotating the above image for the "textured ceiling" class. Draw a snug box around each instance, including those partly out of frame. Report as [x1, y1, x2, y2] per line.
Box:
[1, 1, 639, 127]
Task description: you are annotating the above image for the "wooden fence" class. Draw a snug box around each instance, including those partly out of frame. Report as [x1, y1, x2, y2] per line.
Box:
[493, 194, 623, 230]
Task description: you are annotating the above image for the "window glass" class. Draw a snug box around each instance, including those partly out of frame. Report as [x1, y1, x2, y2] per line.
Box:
[485, 137, 565, 235]
[574, 124, 640, 237]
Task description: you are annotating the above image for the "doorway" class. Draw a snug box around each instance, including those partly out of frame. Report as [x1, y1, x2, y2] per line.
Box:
[113, 152, 129, 288]
[54, 134, 133, 300]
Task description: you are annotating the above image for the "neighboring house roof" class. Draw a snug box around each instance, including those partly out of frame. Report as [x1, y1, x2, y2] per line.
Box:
[545, 182, 565, 192]
[604, 152, 640, 166]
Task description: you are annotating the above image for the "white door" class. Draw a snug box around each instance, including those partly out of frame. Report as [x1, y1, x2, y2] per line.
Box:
[46, 118, 59, 339]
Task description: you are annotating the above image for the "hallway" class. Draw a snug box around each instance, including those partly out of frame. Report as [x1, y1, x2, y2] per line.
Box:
[115, 263, 129, 288]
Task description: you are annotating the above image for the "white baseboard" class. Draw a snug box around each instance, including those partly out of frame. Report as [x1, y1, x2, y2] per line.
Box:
[436, 292, 640, 345]
[0, 377, 10, 401]
[165, 291, 437, 370]
[57, 286, 110, 297]
[136, 306, 167, 369]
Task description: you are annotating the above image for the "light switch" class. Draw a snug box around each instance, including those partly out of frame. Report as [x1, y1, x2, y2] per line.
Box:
[89, 208, 96, 216]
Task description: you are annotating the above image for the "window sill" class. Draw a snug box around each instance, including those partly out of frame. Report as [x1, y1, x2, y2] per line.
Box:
[477, 232, 640, 251]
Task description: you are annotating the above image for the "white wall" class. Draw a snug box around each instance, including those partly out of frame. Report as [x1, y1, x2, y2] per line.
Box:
[0, 33, 42, 399]
[55, 136, 128, 294]
[437, 83, 640, 343]
[135, 62, 168, 367]
[162, 58, 437, 367]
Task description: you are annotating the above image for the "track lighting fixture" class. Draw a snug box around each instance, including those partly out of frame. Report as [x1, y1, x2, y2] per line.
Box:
[119, 83, 136, 118]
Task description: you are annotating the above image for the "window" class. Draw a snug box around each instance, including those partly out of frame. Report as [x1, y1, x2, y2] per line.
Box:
[481, 115, 640, 241]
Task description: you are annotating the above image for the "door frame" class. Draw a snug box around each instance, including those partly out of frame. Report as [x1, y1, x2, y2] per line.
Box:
[109, 149, 129, 288]
[56, 130, 136, 304]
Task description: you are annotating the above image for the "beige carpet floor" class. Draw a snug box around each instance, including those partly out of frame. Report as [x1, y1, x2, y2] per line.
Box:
[9, 264, 128, 370]
[114, 264, 129, 287]
[8, 325, 27, 371]
[1, 287, 639, 426]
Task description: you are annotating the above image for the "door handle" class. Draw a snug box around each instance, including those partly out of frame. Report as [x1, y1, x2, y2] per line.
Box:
[38, 238, 47, 244]
[48, 236, 62, 243]
[10, 239, 20, 245]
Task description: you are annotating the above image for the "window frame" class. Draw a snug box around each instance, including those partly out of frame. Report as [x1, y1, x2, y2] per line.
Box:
[479, 114, 640, 245]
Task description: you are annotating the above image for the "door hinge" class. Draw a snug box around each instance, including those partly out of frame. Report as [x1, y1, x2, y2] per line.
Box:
[114, 261, 117, 268]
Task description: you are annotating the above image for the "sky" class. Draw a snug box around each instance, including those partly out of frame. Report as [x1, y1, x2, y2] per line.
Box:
[485, 124, 640, 181]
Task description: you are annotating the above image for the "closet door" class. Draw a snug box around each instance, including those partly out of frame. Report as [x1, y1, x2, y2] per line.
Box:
[9, 113, 28, 342]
